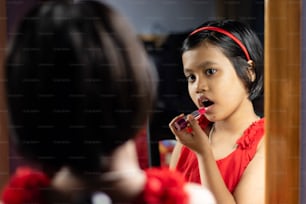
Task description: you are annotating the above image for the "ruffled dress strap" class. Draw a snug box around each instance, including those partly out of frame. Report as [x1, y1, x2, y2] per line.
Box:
[235, 118, 265, 150]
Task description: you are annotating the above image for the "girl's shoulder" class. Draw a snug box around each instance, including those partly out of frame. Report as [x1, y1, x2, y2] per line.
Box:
[236, 118, 265, 149]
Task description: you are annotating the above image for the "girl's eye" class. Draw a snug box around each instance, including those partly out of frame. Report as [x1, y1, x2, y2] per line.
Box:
[186, 74, 196, 82]
[205, 68, 217, 76]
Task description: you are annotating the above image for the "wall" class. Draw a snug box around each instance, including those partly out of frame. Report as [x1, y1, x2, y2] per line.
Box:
[101, 0, 216, 34]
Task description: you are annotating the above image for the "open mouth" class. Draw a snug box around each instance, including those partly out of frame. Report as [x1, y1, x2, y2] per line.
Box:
[202, 99, 214, 108]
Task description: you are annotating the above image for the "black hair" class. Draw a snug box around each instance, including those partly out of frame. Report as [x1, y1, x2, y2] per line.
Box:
[182, 19, 263, 101]
[5, 0, 157, 173]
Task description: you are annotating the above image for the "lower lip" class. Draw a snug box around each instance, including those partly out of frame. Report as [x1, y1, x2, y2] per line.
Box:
[203, 105, 213, 112]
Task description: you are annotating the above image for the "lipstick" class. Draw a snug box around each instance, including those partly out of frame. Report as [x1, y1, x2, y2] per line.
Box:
[174, 107, 206, 131]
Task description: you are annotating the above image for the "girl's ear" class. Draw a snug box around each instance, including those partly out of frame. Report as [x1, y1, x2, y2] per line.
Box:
[247, 60, 256, 82]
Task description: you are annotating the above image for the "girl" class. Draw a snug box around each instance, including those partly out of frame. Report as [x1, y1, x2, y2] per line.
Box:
[169, 19, 265, 204]
[1, 1, 215, 203]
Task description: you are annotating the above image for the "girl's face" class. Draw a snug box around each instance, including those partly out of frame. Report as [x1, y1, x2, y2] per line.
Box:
[182, 42, 250, 122]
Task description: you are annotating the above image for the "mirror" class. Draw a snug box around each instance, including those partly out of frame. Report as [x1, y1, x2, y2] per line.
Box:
[0, 1, 301, 203]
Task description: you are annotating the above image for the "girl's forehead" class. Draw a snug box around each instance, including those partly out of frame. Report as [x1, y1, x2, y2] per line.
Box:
[182, 43, 229, 66]
[184, 42, 226, 56]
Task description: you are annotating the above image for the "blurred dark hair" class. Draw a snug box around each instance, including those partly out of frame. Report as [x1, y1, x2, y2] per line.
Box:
[5, 0, 157, 173]
[182, 19, 263, 101]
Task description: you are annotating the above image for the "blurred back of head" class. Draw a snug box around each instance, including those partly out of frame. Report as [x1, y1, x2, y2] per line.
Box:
[5, 0, 157, 173]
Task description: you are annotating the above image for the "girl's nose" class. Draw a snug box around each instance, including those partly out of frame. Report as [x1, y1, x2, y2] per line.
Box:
[195, 78, 208, 93]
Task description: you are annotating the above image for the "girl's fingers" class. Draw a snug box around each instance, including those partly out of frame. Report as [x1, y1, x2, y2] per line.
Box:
[169, 114, 197, 143]
[186, 115, 203, 134]
[169, 114, 185, 133]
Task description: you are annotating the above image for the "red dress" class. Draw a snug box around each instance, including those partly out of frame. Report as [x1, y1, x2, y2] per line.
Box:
[175, 117, 265, 193]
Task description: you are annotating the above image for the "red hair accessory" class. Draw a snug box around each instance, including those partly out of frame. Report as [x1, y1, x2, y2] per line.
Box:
[1, 166, 50, 204]
[189, 26, 251, 61]
[135, 168, 189, 204]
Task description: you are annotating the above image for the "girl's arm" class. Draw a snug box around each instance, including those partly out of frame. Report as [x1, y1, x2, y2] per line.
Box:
[170, 115, 265, 204]
[169, 115, 234, 203]
[233, 137, 265, 203]
[169, 137, 217, 204]
[169, 142, 183, 169]
[192, 126, 236, 204]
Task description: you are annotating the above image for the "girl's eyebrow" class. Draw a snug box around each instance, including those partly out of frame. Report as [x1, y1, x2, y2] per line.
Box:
[198, 61, 218, 68]
[184, 61, 217, 72]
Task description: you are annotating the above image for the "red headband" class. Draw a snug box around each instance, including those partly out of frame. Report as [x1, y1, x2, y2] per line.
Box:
[189, 26, 251, 61]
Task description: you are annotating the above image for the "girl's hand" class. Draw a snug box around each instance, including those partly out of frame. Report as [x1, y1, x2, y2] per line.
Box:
[169, 114, 210, 154]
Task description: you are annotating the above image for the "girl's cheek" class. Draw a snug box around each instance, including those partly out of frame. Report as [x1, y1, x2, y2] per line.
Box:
[188, 85, 197, 95]
[188, 87, 194, 98]
[189, 91, 198, 104]
[188, 84, 194, 92]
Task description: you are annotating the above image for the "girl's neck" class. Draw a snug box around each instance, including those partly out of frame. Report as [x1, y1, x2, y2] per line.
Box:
[215, 99, 260, 134]
[98, 140, 146, 202]
[51, 140, 146, 203]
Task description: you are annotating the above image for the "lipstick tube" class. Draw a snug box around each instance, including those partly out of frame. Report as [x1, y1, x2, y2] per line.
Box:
[174, 107, 206, 131]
